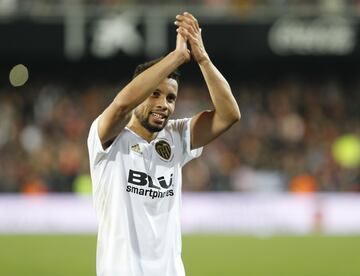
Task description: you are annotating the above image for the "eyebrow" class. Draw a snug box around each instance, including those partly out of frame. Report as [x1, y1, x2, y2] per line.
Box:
[155, 89, 177, 98]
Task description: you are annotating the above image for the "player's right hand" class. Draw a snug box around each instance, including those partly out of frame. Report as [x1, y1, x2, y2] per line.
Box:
[175, 12, 209, 66]
[175, 31, 191, 63]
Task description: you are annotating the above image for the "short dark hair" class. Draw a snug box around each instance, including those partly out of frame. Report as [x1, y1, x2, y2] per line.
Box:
[132, 57, 180, 84]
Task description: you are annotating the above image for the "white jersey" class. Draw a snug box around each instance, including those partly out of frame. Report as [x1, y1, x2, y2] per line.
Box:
[87, 116, 202, 276]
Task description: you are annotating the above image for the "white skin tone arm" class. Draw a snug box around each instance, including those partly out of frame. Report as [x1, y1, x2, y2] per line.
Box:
[98, 34, 190, 148]
[175, 12, 241, 149]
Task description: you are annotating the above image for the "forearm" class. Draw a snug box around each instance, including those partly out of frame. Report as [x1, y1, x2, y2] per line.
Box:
[98, 50, 187, 147]
[199, 60, 241, 123]
[113, 51, 186, 113]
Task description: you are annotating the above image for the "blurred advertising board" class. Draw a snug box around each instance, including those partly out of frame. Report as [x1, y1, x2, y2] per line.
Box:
[1, 14, 360, 64]
[0, 193, 360, 235]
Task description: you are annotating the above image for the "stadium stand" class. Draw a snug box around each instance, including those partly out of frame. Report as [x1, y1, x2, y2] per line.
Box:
[0, 0, 359, 194]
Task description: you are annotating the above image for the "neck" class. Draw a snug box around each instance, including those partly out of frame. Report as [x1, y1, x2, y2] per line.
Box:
[127, 116, 158, 143]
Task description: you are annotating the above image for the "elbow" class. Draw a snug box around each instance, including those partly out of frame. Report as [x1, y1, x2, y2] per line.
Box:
[234, 108, 242, 122]
[229, 107, 241, 124]
[221, 110, 241, 128]
[219, 107, 241, 127]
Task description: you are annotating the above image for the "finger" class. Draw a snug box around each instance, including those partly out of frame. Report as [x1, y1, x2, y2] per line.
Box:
[176, 27, 186, 38]
[177, 27, 189, 39]
[178, 27, 193, 43]
[175, 20, 194, 31]
[175, 14, 199, 32]
[178, 27, 197, 44]
[177, 16, 198, 32]
[185, 29, 198, 44]
[174, 20, 197, 36]
[176, 28, 188, 42]
[183, 12, 200, 30]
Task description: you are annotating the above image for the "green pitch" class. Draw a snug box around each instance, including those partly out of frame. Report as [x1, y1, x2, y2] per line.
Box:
[0, 235, 359, 276]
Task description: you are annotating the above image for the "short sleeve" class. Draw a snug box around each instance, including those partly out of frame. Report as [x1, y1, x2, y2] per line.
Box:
[173, 118, 203, 166]
[87, 116, 112, 166]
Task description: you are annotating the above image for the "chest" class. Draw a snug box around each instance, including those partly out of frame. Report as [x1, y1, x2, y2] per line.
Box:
[119, 137, 181, 202]
[114, 134, 182, 190]
[127, 137, 179, 170]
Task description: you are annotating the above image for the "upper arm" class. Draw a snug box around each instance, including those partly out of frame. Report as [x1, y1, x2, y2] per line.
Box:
[190, 110, 238, 150]
[98, 101, 131, 149]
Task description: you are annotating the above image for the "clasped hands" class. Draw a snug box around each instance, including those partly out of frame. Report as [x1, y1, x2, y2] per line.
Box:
[174, 12, 210, 66]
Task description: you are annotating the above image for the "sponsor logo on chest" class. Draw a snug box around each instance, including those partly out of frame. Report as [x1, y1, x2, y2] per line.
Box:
[126, 169, 174, 199]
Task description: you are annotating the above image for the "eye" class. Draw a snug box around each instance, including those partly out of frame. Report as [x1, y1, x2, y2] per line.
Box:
[167, 94, 176, 103]
[152, 91, 160, 97]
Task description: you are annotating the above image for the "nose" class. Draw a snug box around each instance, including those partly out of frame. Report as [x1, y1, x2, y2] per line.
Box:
[155, 96, 169, 110]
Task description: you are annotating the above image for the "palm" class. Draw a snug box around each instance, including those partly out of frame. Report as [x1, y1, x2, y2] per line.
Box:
[176, 33, 190, 62]
[174, 12, 209, 65]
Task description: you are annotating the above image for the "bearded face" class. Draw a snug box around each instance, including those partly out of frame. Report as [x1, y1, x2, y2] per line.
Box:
[133, 78, 178, 133]
[134, 107, 170, 132]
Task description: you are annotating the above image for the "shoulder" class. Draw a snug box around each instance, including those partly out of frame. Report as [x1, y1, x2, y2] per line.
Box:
[165, 118, 191, 134]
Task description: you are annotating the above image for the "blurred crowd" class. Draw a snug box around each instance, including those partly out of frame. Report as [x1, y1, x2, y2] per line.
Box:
[2, 0, 360, 10]
[0, 72, 359, 194]
[3, 0, 360, 28]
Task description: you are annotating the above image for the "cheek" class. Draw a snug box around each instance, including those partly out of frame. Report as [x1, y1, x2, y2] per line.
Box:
[134, 107, 146, 120]
[137, 103, 149, 113]
[169, 103, 176, 114]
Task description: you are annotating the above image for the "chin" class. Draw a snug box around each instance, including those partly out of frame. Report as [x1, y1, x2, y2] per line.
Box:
[147, 120, 168, 133]
[152, 123, 166, 132]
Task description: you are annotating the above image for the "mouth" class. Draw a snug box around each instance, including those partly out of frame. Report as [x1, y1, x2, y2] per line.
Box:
[150, 112, 167, 124]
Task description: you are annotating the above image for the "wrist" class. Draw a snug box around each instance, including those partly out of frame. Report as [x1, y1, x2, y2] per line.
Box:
[198, 55, 211, 66]
[171, 49, 189, 65]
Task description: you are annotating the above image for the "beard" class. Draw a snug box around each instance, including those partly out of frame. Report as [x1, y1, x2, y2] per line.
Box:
[135, 109, 168, 133]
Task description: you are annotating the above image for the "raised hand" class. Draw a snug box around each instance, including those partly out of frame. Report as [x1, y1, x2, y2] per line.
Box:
[175, 12, 210, 65]
[175, 31, 191, 63]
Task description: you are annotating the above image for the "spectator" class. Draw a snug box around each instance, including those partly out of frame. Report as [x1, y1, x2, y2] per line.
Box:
[0, 74, 359, 193]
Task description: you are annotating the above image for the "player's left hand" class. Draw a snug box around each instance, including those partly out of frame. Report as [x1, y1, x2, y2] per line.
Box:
[175, 12, 210, 65]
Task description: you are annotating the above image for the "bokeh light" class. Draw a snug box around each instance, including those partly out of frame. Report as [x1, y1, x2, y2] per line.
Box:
[332, 134, 360, 169]
[9, 64, 29, 87]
